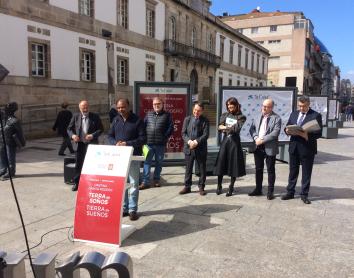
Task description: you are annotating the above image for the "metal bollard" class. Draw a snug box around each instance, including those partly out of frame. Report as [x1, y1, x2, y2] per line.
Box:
[3, 252, 26, 278]
[55, 252, 81, 278]
[33, 253, 57, 278]
[74, 251, 106, 278]
[101, 252, 133, 278]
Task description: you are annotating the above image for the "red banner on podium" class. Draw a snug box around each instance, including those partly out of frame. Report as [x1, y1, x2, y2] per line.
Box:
[74, 145, 133, 246]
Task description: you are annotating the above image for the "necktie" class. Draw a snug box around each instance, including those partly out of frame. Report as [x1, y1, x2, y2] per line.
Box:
[297, 113, 305, 126]
[82, 116, 89, 134]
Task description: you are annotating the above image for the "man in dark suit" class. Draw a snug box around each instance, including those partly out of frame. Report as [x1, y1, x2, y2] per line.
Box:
[281, 95, 322, 204]
[180, 103, 209, 196]
[53, 101, 74, 156]
[249, 98, 282, 200]
[67, 100, 103, 191]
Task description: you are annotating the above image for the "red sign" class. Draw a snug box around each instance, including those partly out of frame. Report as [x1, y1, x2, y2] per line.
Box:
[74, 145, 133, 246]
[139, 87, 188, 159]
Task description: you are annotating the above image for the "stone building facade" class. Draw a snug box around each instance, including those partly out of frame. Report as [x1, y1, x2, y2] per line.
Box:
[0, 0, 268, 137]
[220, 9, 325, 95]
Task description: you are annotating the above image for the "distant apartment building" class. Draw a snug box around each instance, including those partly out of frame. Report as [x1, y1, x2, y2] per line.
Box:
[0, 0, 268, 136]
[220, 8, 324, 95]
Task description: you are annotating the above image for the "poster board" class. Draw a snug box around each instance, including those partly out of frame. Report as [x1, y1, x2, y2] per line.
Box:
[328, 99, 337, 120]
[74, 145, 133, 246]
[306, 96, 328, 126]
[134, 82, 191, 160]
[219, 87, 296, 144]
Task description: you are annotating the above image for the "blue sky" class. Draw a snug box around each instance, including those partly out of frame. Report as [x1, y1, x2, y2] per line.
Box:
[210, 0, 354, 83]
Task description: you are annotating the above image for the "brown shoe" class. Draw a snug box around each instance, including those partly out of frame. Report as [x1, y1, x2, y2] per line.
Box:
[199, 188, 206, 196]
[179, 186, 191, 195]
[153, 180, 161, 187]
[129, 211, 139, 221]
[139, 183, 150, 190]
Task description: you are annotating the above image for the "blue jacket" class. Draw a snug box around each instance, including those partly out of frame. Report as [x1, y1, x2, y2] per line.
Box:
[107, 112, 146, 155]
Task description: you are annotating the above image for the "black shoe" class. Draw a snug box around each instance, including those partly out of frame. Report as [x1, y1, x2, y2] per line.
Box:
[179, 186, 191, 195]
[71, 184, 78, 191]
[129, 211, 139, 221]
[58, 153, 66, 156]
[301, 196, 311, 204]
[267, 192, 275, 200]
[248, 189, 263, 196]
[199, 187, 206, 196]
[226, 185, 234, 197]
[122, 211, 129, 217]
[216, 185, 222, 195]
[281, 193, 294, 200]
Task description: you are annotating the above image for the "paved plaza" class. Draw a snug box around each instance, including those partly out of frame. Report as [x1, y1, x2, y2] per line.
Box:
[1, 123, 354, 277]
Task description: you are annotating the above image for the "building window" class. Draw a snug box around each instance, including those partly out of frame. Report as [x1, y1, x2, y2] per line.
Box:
[256, 54, 260, 73]
[146, 1, 156, 38]
[207, 33, 213, 53]
[170, 69, 176, 81]
[228, 79, 232, 86]
[251, 27, 258, 34]
[31, 43, 45, 77]
[117, 56, 129, 85]
[237, 45, 242, 67]
[80, 48, 95, 82]
[268, 40, 281, 44]
[169, 16, 176, 41]
[237, 80, 240, 86]
[294, 19, 306, 29]
[270, 25, 277, 32]
[117, 0, 128, 29]
[29, 39, 51, 78]
[191, 27, 197, 48]
[262, 57, 265, 74]
[245, 49, 249, 69]
[219, 77, 223, 87]
[79, 0, 94, 17]
[146, 63, 155, 81]
[251, 52, 255, 71]
[220, 37, 225, 61]
[229, 41, 234, 64]
[244, 81, 247, 86]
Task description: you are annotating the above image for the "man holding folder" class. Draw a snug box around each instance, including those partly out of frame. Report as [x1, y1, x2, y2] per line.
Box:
[281, 96, 322, 204]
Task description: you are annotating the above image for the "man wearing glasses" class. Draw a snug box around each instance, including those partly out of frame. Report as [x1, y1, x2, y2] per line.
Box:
[140, 97, 174, 189]
[249, 98, 281, 200]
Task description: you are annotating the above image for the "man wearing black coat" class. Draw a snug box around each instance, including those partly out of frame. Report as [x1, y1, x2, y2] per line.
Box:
[281, 96, 322, 204]
[67, 100, 103, 191]
[180, 103, 209, 196]
[53, 102, 74, 156]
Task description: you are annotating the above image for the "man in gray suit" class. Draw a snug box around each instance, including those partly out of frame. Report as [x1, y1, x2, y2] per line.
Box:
[249, 98, 281, 200]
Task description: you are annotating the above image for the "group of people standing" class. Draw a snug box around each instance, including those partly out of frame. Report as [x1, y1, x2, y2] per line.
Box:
[53, 94, 322, 220]
[178, 95, 322, 206]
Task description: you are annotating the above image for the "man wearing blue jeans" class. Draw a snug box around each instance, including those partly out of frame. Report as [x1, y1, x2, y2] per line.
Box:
[108, 98, 146, 221]
[139, 97, 173, 190]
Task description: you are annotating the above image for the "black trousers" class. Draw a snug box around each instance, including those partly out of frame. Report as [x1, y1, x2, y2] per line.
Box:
[73, 142, 88, 185]
[58, 135, 74, 154]
[254, 147, 276, 193]
[184, 150, 206, 189]
[287, 150, 315, 197]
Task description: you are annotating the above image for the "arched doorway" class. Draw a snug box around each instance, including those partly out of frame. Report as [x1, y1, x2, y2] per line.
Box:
[190, 69, 198, 102]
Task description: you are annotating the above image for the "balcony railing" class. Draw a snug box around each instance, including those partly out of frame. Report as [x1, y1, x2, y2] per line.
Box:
[164, 40, 221, 67]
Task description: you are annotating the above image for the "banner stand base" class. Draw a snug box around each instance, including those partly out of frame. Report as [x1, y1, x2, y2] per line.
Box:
[121, 224, 136, 243]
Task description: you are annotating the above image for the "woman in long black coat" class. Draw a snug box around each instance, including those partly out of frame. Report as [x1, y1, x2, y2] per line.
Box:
[214, 97, 246, 196]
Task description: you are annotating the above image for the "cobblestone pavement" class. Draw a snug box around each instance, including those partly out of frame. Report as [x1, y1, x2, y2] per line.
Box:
[1, 123, 354, 277]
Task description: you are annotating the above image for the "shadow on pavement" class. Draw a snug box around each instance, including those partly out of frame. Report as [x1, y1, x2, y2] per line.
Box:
[315, 151, 354, 164]
[124, 204, 241, 246]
